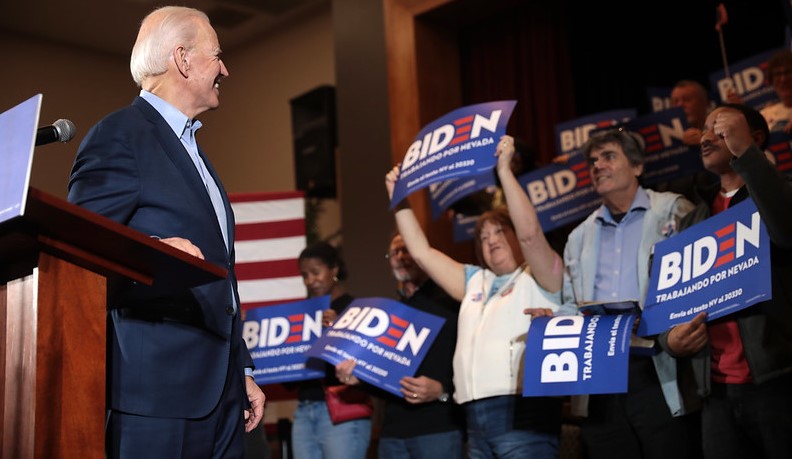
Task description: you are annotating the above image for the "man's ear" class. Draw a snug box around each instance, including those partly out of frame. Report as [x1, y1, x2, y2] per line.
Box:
[174, 46, 189, 77]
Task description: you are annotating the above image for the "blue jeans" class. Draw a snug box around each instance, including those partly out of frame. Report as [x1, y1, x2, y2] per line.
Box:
[378, 430, 464, 459]
[464, 395, 559, 459]
[291, 400, 371, 459]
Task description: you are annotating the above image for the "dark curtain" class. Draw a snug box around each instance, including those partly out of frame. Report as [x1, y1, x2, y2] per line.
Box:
[566, 0, 787, 116]
[454, 0, 784, 253]
[457, 0, 787, 167]
[458, 1, 576, 167]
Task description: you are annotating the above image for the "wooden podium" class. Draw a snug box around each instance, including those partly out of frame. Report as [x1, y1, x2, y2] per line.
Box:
[0, 188, 226, 458]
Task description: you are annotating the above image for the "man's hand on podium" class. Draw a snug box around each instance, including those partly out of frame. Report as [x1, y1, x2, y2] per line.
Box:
[160, 237, 205, 260]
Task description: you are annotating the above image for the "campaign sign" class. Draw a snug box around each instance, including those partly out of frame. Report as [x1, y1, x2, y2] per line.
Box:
[517, 155, 600, 233]
[0, 94, 41, 225]
[452, 212, 479, 242]
[710, 49, 779, 108]
[765, 131, 792, 177]
[429, 170, 496, 219]
[523, 314, 636, 396]
[554, 109, 636, 158]
[647, 86, 671, 113]
[242, 296, 329, 384]
[623, 107, 703, 186]
[648, 87, 717, 114]
[638, 199, 772, 337]
[304, 297, 446, 397]
[390, 101, 517, 208]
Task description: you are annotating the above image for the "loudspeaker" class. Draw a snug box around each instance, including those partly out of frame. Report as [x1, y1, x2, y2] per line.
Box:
[291, 85, 337, 198]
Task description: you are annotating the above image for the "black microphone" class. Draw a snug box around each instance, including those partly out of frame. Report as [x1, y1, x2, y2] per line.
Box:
[35, 119, 76, 146]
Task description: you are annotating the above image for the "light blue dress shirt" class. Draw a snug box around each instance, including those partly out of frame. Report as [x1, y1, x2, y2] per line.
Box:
[592, 187, 649, 302]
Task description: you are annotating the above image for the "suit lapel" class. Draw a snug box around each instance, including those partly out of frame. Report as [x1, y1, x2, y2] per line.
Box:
[197, 145, 235, 251]
[132, 97, 228, 250]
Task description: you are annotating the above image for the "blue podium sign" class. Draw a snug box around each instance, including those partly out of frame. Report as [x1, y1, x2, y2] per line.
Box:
[0, 94, 41, 225]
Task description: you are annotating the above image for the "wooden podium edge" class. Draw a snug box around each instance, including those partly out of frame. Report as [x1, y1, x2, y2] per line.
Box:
[18, 188, 227, 287]
[0, 188, 230, 458]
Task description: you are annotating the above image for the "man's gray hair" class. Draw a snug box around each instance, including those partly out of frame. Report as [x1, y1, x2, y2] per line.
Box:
[129, 6, 209, 87]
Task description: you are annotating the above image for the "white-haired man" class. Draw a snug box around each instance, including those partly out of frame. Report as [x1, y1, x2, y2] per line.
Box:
[68, 6, 264, 458]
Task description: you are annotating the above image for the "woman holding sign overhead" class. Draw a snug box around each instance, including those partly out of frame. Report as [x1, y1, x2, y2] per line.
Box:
[385, 135, 564, 458]
[290, 242, 372, 459]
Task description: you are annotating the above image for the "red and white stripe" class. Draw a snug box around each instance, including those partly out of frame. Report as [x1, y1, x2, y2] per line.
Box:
[230, 191, 307, 309]
[230, 191, 306, 426]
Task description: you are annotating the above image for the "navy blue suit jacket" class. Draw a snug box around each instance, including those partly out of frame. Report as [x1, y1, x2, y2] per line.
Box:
[68, 97, 253, 419]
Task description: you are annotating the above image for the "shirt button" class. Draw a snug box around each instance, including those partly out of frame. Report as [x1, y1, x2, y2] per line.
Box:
[226, 306, 235, 315]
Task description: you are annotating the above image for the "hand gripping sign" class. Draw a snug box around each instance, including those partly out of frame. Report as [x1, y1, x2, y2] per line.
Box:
[638, 198, 772, 337]
[389, 100, 517, 208]
[305, 297, 446, 397]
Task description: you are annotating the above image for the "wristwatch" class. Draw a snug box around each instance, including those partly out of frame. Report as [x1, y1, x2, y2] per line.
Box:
[438, 392, 449, 403]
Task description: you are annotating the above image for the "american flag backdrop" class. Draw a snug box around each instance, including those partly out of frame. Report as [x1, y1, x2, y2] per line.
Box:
[230, 191, 307, 309]
[229, 191, 306, 425]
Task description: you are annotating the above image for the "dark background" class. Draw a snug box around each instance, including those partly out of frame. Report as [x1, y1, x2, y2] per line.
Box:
[428, 0, 789, 164]
[566, 0, 787, 115]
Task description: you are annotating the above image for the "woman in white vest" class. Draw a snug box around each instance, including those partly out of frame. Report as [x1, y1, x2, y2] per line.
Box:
[385, 135, 564, 459]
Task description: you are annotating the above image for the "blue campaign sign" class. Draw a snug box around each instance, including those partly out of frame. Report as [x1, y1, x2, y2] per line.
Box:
[710, 48, 780, 109]
[523, 314, 636, 396]
[638, 199, 772, 337]
[428, 170, 496, 219]
[452, 212, 479, 242]
[242, 296, 329, 384]
[390, 101, 517, 208]
[765, 131, 792, 177]
[304, 297, 446, 397]
[517, 155, 600, 233]
[647, 86, 672, 113]
[554, 109, 636, 158]
[0, 94, 42, 225]
[623, 107, 703, 186]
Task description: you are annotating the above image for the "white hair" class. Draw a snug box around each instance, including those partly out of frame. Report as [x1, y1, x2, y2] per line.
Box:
[129, 6, 209, 87]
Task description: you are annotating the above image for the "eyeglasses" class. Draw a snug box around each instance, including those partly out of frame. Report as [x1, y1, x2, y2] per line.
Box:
[385, 246, 408, 259]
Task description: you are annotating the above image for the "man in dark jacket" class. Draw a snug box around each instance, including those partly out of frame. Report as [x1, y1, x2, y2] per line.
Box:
[68, 6, 264, 457]
[658, 103, 792, 459]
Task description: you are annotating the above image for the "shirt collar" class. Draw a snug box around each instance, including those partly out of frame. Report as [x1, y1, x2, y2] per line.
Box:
[595, 187, 650, 225]
[139, 90, 202, 139]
